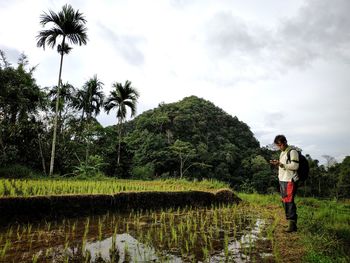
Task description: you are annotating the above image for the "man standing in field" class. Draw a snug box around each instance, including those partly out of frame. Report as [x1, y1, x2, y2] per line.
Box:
[270, 135, 299, 232]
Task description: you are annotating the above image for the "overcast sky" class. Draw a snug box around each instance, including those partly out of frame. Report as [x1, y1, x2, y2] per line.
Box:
[1, 0, 349, 164]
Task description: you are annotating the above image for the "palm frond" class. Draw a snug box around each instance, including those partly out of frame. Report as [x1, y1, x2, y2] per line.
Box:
[105, 80, 139, 120]
[37, 4, 88, 50]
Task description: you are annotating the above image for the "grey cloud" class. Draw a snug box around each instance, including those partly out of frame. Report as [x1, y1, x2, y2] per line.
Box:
[281, 0, 350, 46]
[296, 132, 350, 163]
[204, 0, 350, 74]
[205, 11, 269, 57]
[278, 0, 350, 67]
[97, 23, 145, 66]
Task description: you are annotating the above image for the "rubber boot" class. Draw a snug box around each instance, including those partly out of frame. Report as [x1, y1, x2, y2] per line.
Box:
[285, 220, 297, 233]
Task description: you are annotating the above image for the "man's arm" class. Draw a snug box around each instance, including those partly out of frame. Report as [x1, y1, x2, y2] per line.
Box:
[283, 150, 299, 171]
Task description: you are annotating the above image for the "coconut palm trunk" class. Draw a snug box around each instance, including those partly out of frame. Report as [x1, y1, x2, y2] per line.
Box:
[117, 116, 123, 165]
[37, 132, 47, 176]
[49, 44, 64, 176]
[85, 111, 92, 164]
[180, 153, 184, 178]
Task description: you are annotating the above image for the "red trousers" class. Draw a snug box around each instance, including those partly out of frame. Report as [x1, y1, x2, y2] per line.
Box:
[279, 181, 298, 221]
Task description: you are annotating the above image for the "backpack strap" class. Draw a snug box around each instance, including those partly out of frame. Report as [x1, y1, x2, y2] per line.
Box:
[287, 149, 299, 164]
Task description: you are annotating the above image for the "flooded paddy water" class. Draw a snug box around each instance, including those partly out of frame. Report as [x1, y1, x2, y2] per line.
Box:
[0, 203, 274, 262]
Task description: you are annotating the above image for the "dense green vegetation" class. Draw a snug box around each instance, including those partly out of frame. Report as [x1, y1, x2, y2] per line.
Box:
[124, 95, 259, 181]
[1, 49, 349, 198]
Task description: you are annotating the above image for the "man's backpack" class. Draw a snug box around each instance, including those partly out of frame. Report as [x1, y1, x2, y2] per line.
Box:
[287, 149, 309, 182]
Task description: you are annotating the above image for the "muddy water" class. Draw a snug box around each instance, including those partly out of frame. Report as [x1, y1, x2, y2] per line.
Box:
[0, 204, 274, 262]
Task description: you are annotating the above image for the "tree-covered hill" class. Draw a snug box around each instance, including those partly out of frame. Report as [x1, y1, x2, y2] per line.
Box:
[2, 49, 348, 196]
[112, 96, 261, 184]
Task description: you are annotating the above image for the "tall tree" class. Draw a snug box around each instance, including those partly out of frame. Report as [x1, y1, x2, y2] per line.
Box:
[48, 82, 75, 123]
[75, 75, 104, 162]
[170, 139, 196, 178]
[37, 4, 88, 175]
[337, 156, 350, 198]
[75, 75, 104, 122]
[104, 80, 139, 165]
[0, 51, 45, 168]
[0, 53, 41, 125]
[322, 155, 337, 170]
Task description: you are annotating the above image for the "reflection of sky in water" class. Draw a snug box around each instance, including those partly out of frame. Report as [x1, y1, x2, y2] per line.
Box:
[85, 233, 182, 262]
[210, 219, 271, 262]
[83, 219, 271, 263]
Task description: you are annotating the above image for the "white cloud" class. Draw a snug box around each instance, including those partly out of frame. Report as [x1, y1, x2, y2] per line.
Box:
[1, 0, 349, 164]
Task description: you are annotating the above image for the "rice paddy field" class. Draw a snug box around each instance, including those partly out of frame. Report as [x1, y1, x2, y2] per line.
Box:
[0, 178, 273, 262]
[0, 179, 349, 262]
[0, 178, 228, 197]
[0, 202, 273, 263]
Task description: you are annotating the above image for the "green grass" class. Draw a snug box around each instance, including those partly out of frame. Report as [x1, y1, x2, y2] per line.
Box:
[238, 192, 350, 263]
[237, 192, 280, 206]
[298, 198, 350, 263]
[0, 178, 229, 197]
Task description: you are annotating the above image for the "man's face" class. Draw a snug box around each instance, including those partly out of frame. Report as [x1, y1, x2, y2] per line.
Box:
[275, 142, 287, 151]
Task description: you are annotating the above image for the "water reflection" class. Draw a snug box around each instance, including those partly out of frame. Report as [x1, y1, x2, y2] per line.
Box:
[0, 204, 273, 262]
[210, 219, 266, 262]
[81, 219, 268, 262]
[85, 233, 181, 263]
[86, 233, 155, 262]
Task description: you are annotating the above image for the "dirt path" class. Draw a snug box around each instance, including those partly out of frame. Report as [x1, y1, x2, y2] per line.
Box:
[269, 205, 306, 263]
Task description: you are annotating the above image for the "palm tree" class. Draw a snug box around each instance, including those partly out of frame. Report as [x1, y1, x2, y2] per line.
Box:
[37, 4, 88, 175]
[48, 82, 75, 120]
[74, 75, 104, 162]
[75, 75, 104, 122]
[104, 80, 139, 165]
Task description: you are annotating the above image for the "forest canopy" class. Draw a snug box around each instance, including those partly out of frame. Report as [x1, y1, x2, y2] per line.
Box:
[0, 50, 349, 198]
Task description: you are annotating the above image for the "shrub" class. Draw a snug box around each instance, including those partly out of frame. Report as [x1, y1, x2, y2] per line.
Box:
[131, 164, 155, 180]
[0, 164, 40, 179]
[73, 155, 107, 178]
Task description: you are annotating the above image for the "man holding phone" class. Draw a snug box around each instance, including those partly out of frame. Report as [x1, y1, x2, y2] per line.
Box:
[270, 135, 299, 233]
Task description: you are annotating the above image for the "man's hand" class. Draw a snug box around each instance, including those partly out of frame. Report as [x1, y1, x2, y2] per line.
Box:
[270, 159, 285, 168]
[269, 159, 279, 166]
